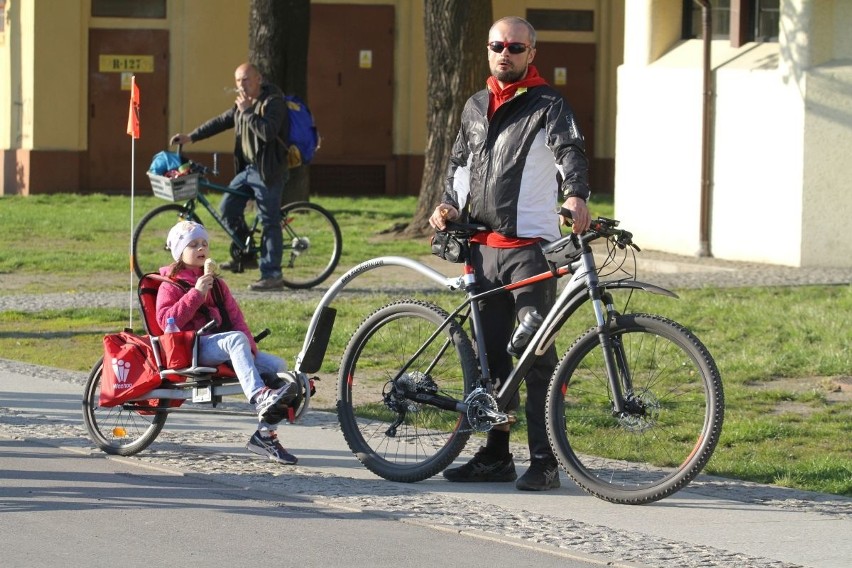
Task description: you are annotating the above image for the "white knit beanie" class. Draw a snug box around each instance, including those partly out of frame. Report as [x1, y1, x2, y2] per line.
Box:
[166, 221, 209, 261]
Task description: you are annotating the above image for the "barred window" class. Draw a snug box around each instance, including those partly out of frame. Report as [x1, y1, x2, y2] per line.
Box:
[683, 0, 779, 46]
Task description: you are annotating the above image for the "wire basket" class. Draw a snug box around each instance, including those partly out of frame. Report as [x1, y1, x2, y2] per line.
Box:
[147, 173, 199, 202]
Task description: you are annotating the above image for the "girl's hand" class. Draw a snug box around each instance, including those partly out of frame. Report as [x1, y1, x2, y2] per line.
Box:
[195, 273, 214, 296]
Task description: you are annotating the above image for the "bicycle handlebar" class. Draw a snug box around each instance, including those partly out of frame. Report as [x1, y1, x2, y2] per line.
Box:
[442, 220, 489, 236]
[441, 209, 637, 259]
[541, 209, 639, 257]
[173, 143, 218, 177]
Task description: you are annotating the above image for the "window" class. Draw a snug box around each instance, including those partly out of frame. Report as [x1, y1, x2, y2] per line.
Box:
[754, 0, 780, 41]
[526, 9, 594, 32]
[92, 0, 166, 19]
[683, 0, 779, 45]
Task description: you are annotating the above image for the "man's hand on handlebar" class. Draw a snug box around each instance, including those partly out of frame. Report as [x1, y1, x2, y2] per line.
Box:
[429, 204, 459, 231]
[170, 133, 191, 146]
[560, 196, 591, 234]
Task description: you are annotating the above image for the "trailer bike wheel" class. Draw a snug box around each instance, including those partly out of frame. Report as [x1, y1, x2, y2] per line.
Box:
[82, 358, 168, 456]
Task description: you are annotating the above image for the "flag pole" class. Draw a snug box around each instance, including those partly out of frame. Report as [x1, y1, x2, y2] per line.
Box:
[127, 75, 141, 328]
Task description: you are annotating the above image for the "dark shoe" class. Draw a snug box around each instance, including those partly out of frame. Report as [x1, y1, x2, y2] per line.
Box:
[443, 447, 517, 482]
[516, 455, 561, 491]
[248, 277, 285, 291]
[246, 430, 298, 465]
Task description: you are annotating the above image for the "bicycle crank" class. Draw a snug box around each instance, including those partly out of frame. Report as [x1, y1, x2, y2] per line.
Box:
[464, 388, 509, 432]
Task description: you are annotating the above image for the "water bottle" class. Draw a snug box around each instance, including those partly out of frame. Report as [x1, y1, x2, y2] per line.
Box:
[163, 317, 180, 334]
[507, 310, 544, 357]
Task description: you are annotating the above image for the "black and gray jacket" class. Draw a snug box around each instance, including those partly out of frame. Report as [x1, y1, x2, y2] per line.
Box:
[443, 85, 591, 242]
[189, 83, 290, 186]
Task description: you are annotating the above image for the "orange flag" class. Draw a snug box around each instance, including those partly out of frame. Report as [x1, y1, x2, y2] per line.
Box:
[126, 76, 140, 139]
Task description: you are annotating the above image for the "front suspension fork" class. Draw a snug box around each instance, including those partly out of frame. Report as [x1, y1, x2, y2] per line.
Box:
[590, 290, 630, 415]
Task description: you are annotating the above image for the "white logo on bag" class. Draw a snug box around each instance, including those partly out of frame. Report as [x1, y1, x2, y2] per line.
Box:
[111, 357, 133, 389]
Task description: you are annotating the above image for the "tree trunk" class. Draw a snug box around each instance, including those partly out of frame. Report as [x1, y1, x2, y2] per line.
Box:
[403, 0, 492, 238]
[249, 0, 311, 202]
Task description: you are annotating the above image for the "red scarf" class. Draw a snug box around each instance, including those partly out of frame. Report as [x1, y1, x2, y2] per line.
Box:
[486, 65, 548, 119]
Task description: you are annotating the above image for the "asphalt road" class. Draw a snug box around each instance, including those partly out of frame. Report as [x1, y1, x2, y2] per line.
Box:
[1, 438, 609, 568]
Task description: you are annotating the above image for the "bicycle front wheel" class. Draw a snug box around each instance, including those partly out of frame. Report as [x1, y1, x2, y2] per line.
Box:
[546, 313, 724, 504]
[337, 300, 478, 482]
[132, 203, 201, 278]
[279, 201, 342, 289]
[82, 358, 168, 456]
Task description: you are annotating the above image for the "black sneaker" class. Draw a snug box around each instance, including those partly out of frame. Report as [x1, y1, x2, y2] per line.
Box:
[516, 455, 561, 491]
[443, 447, 517, 482]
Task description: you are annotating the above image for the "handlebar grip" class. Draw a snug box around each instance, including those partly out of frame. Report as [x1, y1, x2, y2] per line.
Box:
[254, 328, 271, 343]
[443, 220, 489, 234]
[559, 207, 574, 220]
[198, 320, 217, 335]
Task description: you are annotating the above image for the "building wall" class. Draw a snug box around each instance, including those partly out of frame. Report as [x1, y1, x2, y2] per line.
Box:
[615, 0, 852, 267]
[1, 0, 624, 196]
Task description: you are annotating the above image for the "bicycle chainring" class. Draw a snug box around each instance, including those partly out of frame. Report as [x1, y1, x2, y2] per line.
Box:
[465, 388, 500, 432]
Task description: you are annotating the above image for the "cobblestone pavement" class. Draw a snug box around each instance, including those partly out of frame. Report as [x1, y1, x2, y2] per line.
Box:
[2, 358, 850, 568]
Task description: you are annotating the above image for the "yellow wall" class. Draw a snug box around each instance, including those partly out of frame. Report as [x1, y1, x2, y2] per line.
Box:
[166, 0, 251, 153]
[32, 0, 84, 149]
[2, 0, 624, 189]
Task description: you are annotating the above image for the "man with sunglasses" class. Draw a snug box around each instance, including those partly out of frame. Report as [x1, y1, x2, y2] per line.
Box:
[430, 16, 591, 491]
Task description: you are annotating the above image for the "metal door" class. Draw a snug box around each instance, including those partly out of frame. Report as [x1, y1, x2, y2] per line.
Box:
[87, 29, 169, 193]
[533, 42, 596, 166]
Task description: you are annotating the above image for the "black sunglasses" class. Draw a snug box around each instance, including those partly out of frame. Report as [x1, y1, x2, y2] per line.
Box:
[487, 41, 531, 55]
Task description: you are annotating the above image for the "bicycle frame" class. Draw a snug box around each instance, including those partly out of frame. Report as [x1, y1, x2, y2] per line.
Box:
[296, 230, 678, 419]
[178, 177, 260, 254]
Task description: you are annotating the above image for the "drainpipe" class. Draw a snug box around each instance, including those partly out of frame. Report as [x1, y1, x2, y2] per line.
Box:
[695, 0, 713, 257]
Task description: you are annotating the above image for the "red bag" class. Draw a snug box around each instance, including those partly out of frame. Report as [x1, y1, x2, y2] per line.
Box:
[99, 331, 162, 407]
[157, 330, 196, 369]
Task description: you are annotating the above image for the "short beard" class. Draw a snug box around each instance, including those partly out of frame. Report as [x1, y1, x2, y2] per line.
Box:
[492, 65, 526, 84]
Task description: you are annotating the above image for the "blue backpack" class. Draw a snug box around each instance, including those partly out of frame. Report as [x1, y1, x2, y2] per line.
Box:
[283, 95, 319, 168]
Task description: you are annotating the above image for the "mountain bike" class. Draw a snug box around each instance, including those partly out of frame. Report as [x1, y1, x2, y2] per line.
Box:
[132, 155, 342, 289]
[294, 213, 724, 504]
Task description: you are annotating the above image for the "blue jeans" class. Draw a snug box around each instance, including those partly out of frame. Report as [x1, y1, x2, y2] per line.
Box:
[220, 165, 287, 279]
[197, 331, 286, 401]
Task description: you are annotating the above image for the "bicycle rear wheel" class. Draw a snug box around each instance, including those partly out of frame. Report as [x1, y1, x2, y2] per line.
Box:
[279, 201, 341, 289]
[82, 358, 168, 456]
[546, 313, 724, 504]
[132, 203, 201, 278]
[337, 300, 478, 482]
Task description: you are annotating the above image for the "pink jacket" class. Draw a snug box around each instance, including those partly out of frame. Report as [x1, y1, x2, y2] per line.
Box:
[155, 266, 257, 354]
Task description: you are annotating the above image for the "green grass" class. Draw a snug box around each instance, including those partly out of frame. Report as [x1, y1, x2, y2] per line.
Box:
[1, 193, 850, 496]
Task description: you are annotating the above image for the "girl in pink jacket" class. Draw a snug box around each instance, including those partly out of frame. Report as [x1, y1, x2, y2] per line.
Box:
[156, 220, 297, 465]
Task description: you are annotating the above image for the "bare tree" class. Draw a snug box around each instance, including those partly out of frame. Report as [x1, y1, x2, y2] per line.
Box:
[403, 0, 492, 237]
[248, 0, 311, 201]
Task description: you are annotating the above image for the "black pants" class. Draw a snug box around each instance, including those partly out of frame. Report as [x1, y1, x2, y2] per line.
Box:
[471, 242, 558, 458]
